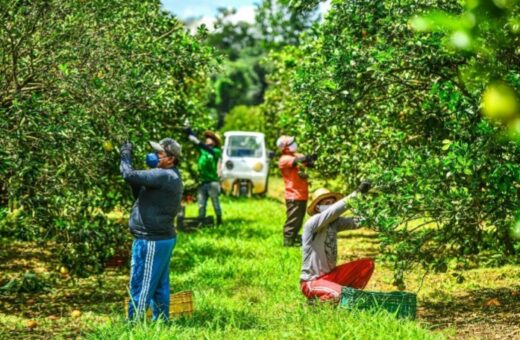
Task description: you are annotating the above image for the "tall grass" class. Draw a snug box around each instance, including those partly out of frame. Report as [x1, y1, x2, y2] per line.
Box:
[87, 197, 443, 339]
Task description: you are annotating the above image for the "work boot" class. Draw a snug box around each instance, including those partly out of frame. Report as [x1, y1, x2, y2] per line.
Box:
[216, 215, 222, 226]
[306, 297, 318, 307]
[283, 237, 301, 247]
[283, 238, 294, 247]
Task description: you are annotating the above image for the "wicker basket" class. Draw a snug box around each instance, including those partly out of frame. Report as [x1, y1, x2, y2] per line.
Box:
[124, 290, 194, 318]
[340, 287, 417, 319]
[170, 290, 194, 317]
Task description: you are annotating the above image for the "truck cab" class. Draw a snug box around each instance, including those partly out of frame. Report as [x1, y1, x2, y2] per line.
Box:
[220, 131, 270, 196]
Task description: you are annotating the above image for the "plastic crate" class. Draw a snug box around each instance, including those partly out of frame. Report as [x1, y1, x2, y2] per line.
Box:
[340, 287, 417, 319]
[176, 205, 214, 231]
[124, 290, 194, 318]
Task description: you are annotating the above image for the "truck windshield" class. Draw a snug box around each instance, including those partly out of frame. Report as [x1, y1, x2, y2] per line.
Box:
[226, 135, 263, 158]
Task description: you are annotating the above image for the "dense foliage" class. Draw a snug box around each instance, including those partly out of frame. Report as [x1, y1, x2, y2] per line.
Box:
[411, 0, 520, 137]
[0, 0, 215, 275]
[262, 0, 520, 285]
[206, 1, 318, 127]
[2, 0, 519, 286]
[221, 105, 265, 133]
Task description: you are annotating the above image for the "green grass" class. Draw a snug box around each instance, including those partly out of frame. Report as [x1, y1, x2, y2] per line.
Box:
[86, 197, 441, 339]
[3, 193, 519, 338]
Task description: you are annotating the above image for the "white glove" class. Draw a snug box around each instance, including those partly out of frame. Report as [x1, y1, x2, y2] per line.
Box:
[188, 135, 200, 145]
[344, 191, 359, 202]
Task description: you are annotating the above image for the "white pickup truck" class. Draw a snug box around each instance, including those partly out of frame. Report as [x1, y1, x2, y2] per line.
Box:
[220, 131, 271, 196]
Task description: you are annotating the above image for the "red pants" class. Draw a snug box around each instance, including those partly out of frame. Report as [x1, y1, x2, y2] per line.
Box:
[301, 259, 375, 302]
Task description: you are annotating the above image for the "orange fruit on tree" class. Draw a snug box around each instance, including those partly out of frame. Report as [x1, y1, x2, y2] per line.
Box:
[102, 141, 114, 152]
[26, 320, 37, 329]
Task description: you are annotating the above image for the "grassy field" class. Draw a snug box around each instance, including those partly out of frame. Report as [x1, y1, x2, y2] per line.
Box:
[1, 188, 519, 339]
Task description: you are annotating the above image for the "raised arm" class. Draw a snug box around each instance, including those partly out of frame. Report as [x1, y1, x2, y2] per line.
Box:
[292, 154, 317, 168]
[307, 193, 358, 234]
[336, 181, 372, 231]
[184, 127, 216, 156]
[307, 180, 372, 234]
[119, 142, 163, 188]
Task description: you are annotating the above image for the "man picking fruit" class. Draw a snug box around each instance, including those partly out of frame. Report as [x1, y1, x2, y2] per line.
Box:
[277, 135, 317, 247]
[120, 138, 183, 321]
[183, 128, 223, 225]
[300, 181, 374, 302]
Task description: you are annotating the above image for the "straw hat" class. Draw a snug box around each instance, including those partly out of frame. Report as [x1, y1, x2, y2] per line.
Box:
[307, 188, 344, 216]
[203, 131, 222, 148]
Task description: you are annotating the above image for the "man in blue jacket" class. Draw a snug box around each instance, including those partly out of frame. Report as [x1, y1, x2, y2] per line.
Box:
[120, 138, 183, 321]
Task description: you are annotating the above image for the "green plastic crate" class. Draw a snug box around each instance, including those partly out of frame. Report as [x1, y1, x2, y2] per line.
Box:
[340, 287, 417, 319]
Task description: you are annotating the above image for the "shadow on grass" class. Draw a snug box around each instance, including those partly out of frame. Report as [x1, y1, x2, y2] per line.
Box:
[337, 232, 379, 240]
[187, 218, 273, 239]
[420, 285, 520, 338]
[0, 271, 128, 317]
[0, 239, 54, 275]
[175, 305, 263, 331]
[172, 242, 237, 273]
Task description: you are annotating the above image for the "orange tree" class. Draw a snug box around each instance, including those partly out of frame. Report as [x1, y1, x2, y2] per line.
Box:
[0, 0, 215, 276]
[263, 0, 520, 286]
[410, 0, 520, 135]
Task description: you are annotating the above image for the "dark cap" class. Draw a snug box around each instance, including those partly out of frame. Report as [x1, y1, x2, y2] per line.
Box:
[149, 138, 182, 158]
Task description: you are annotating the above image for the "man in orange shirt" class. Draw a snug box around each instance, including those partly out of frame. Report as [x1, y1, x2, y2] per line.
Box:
[277, 135, 317, 247]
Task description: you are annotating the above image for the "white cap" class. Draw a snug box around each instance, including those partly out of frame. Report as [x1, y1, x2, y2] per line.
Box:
[276, 135, 295, 150]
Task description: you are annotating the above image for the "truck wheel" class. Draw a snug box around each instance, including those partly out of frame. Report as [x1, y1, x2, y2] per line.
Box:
[239, 183, 248, 197]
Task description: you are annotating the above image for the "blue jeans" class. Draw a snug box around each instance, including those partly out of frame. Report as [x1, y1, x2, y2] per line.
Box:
[128, 238, 176, 321]
[197, 181, 222, 218]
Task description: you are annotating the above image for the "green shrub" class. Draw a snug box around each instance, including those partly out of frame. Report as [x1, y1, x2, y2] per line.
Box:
[0, 0, 215, 276]
[221, 105, 264, 133]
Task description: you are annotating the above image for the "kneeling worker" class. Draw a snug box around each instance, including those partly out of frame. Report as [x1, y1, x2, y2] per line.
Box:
[300, 181, 374, 302]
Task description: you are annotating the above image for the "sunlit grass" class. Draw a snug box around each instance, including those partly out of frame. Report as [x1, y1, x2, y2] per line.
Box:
[85, 197, 441, 339]
[2, 191, 517, 338]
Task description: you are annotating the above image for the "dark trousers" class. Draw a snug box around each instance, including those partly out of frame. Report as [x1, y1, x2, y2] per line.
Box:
[284, 200, 307, 240]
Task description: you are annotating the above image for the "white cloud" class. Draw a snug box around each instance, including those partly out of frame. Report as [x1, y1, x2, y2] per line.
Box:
[186, 5, 256, 34]
[226, 6, 256, 25]
[185, 16, 215, 33]
[198, 16, 217, 29]
[184, 2, 330, 35]
[319, 0, 331, 17]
